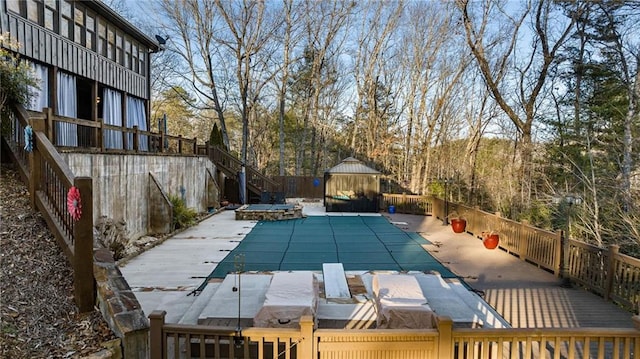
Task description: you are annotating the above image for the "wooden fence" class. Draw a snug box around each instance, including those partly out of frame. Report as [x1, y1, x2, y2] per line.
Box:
[3, 105, 94, 312]
[272, 176, 324, 199]
[149, 311, 640, 359]
[33, 108, 198, 155]
[380, 193, 433, 215]
[380, 193, 640, 312]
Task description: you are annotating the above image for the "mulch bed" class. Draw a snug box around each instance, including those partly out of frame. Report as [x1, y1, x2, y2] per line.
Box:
[1, 164, 116, 358]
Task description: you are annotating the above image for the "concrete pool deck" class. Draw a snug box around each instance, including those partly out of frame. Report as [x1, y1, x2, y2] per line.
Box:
[118, 200, 636, 329]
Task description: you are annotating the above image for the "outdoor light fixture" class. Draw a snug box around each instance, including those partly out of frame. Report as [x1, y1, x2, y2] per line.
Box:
[440, 177, 454, 226]
[233, 253, 245, 331]
[233, 253, 245, 350]
[557, 194, 583, 288]
[233, 330, 244, 349]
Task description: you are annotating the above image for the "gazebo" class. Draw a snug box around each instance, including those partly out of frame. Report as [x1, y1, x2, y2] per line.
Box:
[323, 157, 381, 212]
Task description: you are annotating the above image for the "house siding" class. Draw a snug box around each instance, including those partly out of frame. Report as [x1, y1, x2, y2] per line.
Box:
[2, 10, 148, 99]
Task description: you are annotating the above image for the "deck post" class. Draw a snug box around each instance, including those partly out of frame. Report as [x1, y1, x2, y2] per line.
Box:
[159, 131, 165, 153]
[554, 230, 563, 276]
[73, 176, 95, 313]
[436, 316, 453, 358]
[298, 315, 315, 358]
[97, 119, 104, 151]
[149, 310, 166, 359]
[604, 245, 619, 302]
[28, 117, 45, 209]
[133, 125, 139, 152]
[521, 220, 529, 262]
[44, 107, 54, 142]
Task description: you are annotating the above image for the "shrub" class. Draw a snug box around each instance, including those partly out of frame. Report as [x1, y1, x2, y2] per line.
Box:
[169, 194, 197, 230]
[1, 33, 38, 125]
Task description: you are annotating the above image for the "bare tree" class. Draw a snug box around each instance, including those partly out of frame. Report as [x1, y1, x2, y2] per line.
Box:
[293, 0, 354, 175]
[350, 1, 403, 163]
[157, 0, 231, 148]
[457, 0, 581, 208]
[276, 0, 301, 176]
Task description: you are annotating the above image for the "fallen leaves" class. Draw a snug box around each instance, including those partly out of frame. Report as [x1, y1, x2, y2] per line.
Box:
[1, 164, 117, 358]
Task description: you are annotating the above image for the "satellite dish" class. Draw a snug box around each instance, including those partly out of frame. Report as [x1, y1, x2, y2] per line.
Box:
[155, 35, 168, 45]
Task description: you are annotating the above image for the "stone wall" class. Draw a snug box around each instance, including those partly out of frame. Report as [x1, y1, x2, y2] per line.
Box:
[234, 204, 303, 221]
[94, 248, 149, 359]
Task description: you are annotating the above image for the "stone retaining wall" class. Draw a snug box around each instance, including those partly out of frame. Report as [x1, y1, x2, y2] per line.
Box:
[234, 205, 303, 221]
[94, 248, 149, 358]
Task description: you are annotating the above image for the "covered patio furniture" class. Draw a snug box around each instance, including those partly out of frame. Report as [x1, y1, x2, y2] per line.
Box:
[253, 271, 318, 328]
[372, 274, 436, 329]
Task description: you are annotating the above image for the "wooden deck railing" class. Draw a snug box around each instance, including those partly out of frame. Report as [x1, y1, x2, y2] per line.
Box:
[205, 145, 280, 194]
[380, 193, 640, 312]
[569, 241, 640, 311]
[34, 108, 198, 155]
[149, 311, 640, 359]
[381, 193, 433, 215]
[149, 311, 314, 359]
[2, 105, 94, 312]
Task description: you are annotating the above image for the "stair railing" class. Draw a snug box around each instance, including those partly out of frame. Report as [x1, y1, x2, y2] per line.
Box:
[207, 145, 279, 194]
[2, 104, 95, 312]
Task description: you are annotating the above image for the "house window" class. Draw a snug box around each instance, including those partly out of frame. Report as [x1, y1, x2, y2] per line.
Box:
[138, 48, 145, 76]
[107, 28, 115, 60]
[86, 11, 96, 51]
[74, 7, 84, 44]
[97, 19, 107, 56]
[131, 43, 138, 73]
[26, 0, 41, 23]
[44, 0, 57, 31]
[6, 0, 21, 14]
[124, 38, 131, 69]
[60, 0, 72, 39]
[116, 31, 123, 65]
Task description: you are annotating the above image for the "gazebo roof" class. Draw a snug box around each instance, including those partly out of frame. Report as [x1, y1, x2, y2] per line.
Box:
[326, 157, 381, 175]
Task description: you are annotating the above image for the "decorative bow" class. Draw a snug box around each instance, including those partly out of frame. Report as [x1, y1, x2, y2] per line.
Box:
[67, 186, 82, 221]
[24, 125, 33, 152]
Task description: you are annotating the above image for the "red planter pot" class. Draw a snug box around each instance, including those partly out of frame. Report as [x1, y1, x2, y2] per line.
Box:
[450, 218, 467, 233]
[483, 233, 500, 249]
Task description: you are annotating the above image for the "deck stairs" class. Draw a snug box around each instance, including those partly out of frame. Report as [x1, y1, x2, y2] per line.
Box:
[205, 145, 281, 202]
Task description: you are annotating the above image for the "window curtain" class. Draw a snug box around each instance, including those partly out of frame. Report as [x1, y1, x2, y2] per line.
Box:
[126, 96, 148, 151]
[27, 62, 48, 112]
[56, 72, 78, 146]
[103, 88, 123, 149]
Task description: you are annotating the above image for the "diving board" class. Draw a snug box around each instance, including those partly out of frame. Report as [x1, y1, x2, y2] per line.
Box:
[323, 263, 351, 299]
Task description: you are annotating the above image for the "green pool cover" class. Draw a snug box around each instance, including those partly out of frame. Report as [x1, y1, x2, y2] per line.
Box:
[200, 216, 456, 290]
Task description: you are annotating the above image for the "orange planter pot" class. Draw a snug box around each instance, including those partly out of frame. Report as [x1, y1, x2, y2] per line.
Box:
[450, 218, 467, 233]
[483, 233, 499, 249]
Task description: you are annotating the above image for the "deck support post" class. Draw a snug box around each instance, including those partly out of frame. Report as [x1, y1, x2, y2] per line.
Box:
[437, 316, 453, 358]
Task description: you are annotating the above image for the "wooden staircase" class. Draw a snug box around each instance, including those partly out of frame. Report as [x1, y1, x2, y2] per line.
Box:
[205, 145, 280, 202]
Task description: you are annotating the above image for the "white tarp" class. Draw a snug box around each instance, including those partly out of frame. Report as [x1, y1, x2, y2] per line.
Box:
[373, 274, 436, 329]
[253, 272, 318, 328]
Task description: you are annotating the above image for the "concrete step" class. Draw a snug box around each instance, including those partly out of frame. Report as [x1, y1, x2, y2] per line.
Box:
[178, 282, 222, 324]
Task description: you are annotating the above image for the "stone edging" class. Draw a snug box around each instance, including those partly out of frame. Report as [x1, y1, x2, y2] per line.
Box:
[94, 248, 149, 358]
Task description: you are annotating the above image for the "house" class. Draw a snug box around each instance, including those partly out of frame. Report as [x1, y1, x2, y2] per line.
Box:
[1, 0, 158, 149]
